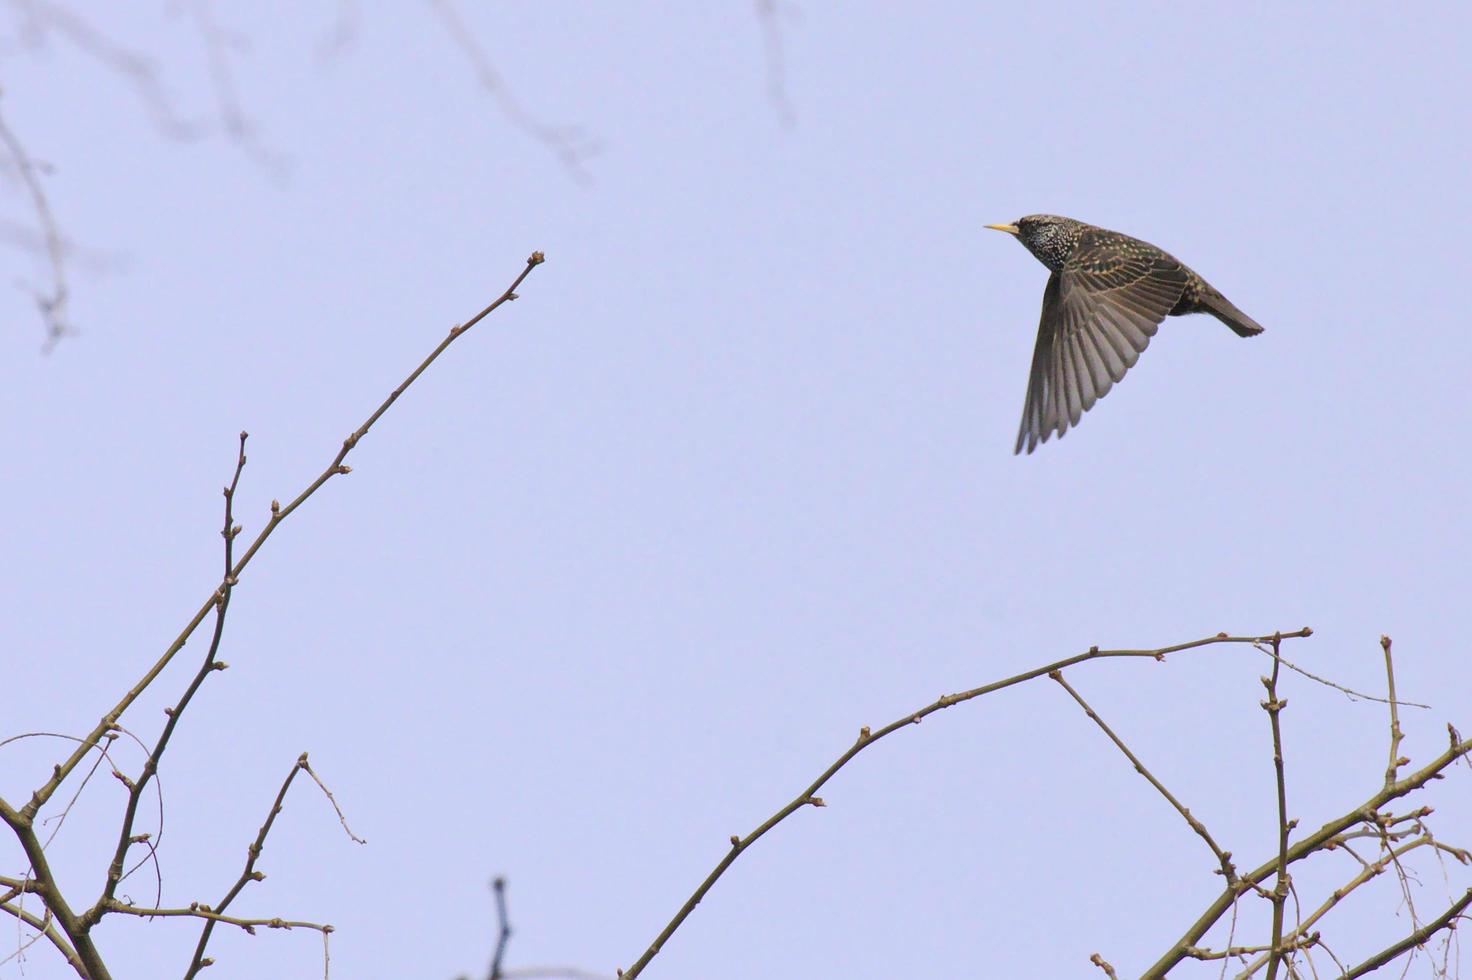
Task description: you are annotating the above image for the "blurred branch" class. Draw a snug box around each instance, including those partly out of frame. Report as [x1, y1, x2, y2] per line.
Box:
[490, 877, 511, 980]
[0, 251, 544, 979]
[4, 0, 197, 136]
[0, 95, 68, 348]
[185, 0, 288, 177]
[616, 627, 1313, 978]
[426, 0, 599, 181]
[459, 876, 612, 980]
[753, 0, 797, 126]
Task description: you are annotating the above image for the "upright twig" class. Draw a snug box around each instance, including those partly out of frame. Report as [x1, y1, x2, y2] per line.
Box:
[489, 877, 511, 980]
[89, 433, 249, 923]
[1381, 636, 1407, 790]
[616, 628, 1312, 978]
[1262, 634, 1293, 980]
[179, 752, 347, 978]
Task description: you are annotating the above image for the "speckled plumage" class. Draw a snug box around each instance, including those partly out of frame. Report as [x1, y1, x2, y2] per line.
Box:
[989, 214, 1264, 455]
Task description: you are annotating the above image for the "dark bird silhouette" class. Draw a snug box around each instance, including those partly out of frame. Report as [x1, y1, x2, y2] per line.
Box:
[986, 214, 1263, 455]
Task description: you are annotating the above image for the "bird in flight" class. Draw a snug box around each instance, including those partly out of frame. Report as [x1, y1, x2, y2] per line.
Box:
[986, 215, 1263, 455]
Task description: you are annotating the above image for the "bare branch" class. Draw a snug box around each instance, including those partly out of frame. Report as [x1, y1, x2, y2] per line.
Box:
[1263, 634, 1294, 980]
[616, 628, 1314, 979]
[1381, 636, 1407, 789]
[1338, 887, 1472, 979]
[490, 877, 511, 980]
[17, 251, 543, 823]
[182, 752, 338, 977]
[1147, 734, 1472, 977]
[1052, 670, 1238, 882]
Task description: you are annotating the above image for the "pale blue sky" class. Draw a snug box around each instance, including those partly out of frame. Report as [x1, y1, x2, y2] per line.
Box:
[3, 4, 1470, 978]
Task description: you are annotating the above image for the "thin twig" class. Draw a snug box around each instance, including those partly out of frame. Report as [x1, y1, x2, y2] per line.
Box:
[1089, 951, 1119, 978]
[616, 628, 1314, 978]
[1234, 835, 1436, 977]
[1146, 736, 1472, 977]
[17, 252, 543, 824]
[1052, 670, 1237, 882]
[1381, 636, 1407, 789]
[183, 753, 335, 977]
[300, 757, 366, 845]
[0, 96, 68, 348]
[1264, 635, 1293, 980]
[1338, 888, 1472, 979]
[1259, 647, 1429, 710]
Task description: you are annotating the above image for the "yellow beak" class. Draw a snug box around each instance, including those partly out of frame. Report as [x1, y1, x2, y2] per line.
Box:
[985, 223, 1020, 235]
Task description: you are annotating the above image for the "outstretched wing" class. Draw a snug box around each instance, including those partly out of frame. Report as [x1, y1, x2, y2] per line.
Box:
[1014, 248, 1189, 455]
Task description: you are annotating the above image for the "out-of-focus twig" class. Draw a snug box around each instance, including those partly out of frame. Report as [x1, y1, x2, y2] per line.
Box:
[182, 752, 348, 978]
[426, 0, 599, 182]
[753, 0, 797, 126]
[0, 96, 68, 348]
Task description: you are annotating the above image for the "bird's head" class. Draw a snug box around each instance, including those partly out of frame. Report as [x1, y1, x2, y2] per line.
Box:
[986, 214, 1081, 271]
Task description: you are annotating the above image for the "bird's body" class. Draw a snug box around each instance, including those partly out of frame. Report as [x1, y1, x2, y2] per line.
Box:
[986, 214, 1263, 454]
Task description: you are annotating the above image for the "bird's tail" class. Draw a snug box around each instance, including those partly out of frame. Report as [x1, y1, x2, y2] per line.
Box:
[1199, 287, 1265, 337]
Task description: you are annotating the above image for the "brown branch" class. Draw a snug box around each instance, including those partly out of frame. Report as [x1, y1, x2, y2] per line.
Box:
[615, 627, 1313, 979]
[1380, 636, 1407, 789]
[1338, 887, 1472, 979]
[183, 752, 338, 977]
[300, 756, 365, 845]
[88, 433, 250, 923]
[17, 251, 543, 824]
[106, 901, 329, 934]
[426, 0, 598, 181]
[1263, 635, 1293, 980]
[1089, 951, 1119, 978]
[1147, 734, 1472, 978]
[0, 797, 110, 977]
[1234, 834, 1436, 976]
[1051, 670, 1237, 883]
[1263, 646, 1429, 710]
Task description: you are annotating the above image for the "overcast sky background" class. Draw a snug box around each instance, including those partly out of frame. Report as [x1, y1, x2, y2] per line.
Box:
[3, 4, 1471, 978]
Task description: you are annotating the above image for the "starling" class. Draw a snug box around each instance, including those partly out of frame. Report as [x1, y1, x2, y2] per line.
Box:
[986, 214, 1264, 455]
